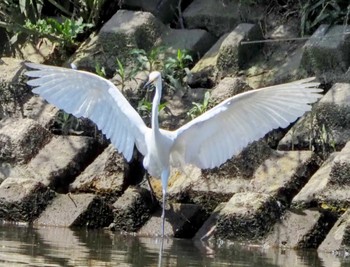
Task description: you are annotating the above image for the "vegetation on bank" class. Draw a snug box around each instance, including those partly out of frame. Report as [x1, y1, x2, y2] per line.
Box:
[1, 1, 350, 57]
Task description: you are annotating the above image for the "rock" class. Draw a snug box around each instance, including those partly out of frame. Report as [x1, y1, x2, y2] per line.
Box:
[264, 209, 336, 249]
[205, 140, 274, 179]
[245, 23, 306, 88]
[30, 135, 97, 191]
[292, 153, 336, 208]
[168, 165, 245, 213]
[329, 143, 350, 187]
[0, 163, 12, 184]
[70, 10, 165, 73]
[249, 151, 321, 204]
[183, 0, 263, 37]
[15, 38, 55, 63]
[70, 144, 125, 196]
[0, 118, 52, 164]
[23, 95, 58, 129]
[191, 23, 263, 83]
[313, 83, 350, 151]
[0, 177, 55, 222]
[161, 28, 216, 57]
[71, 9, 217, 75]
[168, 141, 273, 212]
[34, 193, 113, 228]
[266, 45, 305, 86]
[216, 24, 263, 74]
[9, 135, 97, 192]
[111, 187, 156, 232]
[318, 209, 350, 253]
[216, 192, 282, 241]
[209, 77, 252, 106]
[278, 83, 350, 153]
[0, 58, 25, 84]
[138, 203, 205, 238]
[100, 10, 163, 49]
[186, 71, 215, 88]
[0, 57, 31, 119]
[301, 24, 350, 81]
[292, 141, 350, 208]
[120, 0, 179, 23]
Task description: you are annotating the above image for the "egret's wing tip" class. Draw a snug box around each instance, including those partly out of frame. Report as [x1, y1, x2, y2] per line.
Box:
[24, 62, 41, 69]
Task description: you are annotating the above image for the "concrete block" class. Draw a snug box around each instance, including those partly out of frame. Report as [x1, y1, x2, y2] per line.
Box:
[111, 187, 156, 232]
[120, 0, 179, 23]
[293, 141, 350, 208]
[161, 28, 216, 57]
[71, 10, 165, 73]
[0, 178, 55, 222]
[245, 23, 307, 88]
[23, 95, 58, 129]
[191, 23, 263, 82]
[34, 193, 113, 228]
[264, 209, 336, 249]
[319, 209, 350, 253]
[168, 141, 273, 212]
[279, 83, 350, 152]
[249, 151, 320, 203]
[183, 0, 263, 37]
[138, 203, 205, 238]
[70, 144, 125, 195]
[208, 77, 252, 106]
[0, 57, 29, 119]
[0, 118, 52, 163]
[12, 135, 97, 192]
[216, 192, 281, 241]
[301, 24, 350, 76]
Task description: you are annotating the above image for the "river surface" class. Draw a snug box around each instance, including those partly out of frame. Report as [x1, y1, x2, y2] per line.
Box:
[0, 224, 349, 267]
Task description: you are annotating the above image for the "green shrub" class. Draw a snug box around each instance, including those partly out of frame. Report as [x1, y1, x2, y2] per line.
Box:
[24, 17, 92, 49]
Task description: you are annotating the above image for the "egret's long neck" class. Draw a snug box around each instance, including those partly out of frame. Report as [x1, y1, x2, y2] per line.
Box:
[151, 79, 162, 135]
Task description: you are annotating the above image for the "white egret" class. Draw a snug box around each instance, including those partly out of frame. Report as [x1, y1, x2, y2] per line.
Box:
[25, 62, 322, 237]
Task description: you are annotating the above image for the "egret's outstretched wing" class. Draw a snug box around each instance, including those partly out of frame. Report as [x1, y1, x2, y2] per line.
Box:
[26, 63, 149, 161]
[170, 78, 322, 169]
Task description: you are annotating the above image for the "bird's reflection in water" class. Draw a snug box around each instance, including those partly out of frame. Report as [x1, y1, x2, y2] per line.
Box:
[0, 224, 334, 267]
[158, 237, 164, 267]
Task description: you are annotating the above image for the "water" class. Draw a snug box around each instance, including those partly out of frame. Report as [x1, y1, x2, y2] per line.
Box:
[0, 224, 349, 267]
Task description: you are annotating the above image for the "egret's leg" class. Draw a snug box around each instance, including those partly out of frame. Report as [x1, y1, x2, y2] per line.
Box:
[161, 188, 166, 239]
[160, 169, 170, 239]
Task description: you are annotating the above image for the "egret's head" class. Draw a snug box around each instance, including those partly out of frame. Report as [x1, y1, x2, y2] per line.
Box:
[144, 71, 161, 88]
